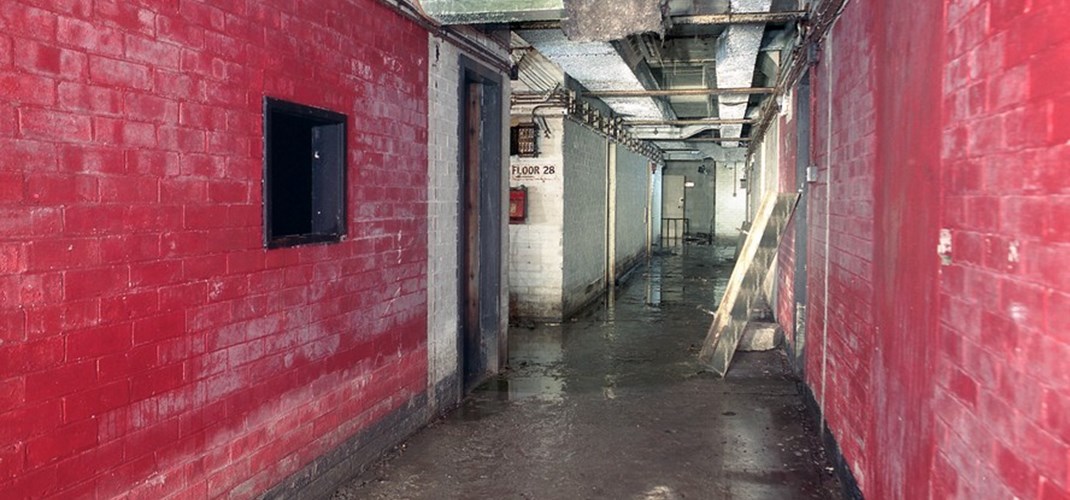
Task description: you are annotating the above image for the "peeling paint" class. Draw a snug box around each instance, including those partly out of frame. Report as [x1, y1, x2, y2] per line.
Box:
[937, 228, 952, 265]
[1008, 302, 1027, 324]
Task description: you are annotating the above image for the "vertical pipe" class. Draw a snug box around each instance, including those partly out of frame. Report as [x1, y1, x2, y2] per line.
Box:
[646, 162, 653, 258]
[607, 140, 617, 290]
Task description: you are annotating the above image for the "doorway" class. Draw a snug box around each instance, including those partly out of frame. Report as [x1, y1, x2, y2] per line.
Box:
[458, 57, 503, 392]
[661, 174, 687, 243]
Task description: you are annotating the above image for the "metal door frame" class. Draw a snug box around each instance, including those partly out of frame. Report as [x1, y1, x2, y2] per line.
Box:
[457, 56, 504, 392]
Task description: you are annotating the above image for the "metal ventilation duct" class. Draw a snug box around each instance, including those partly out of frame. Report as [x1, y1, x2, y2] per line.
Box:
[518, 30, 664, 119]
[715, 0, 772, 146]
[413, 0, 565, 24]
[414, 0, 662, 40]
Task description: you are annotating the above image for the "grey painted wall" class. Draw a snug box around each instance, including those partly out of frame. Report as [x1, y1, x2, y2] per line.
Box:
[562, 118, 608, 316]
[614, 145, 649, 276]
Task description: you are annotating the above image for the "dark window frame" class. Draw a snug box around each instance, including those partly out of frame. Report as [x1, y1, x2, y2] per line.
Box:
[262, 97, 348, 249]
[510, 122, 539, 157]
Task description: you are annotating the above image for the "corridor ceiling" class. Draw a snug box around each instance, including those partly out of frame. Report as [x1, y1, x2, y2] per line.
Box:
[415, 0, 803, 160]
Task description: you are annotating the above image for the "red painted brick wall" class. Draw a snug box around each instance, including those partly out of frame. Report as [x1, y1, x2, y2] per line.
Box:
[935, 0, 1070, 497]
[775, 217, 795, 343]
[0, 1, 429, 497]
[775, 98, 799, 351]
[803, 0, 881, 489]
[792, 0, 945, 495]
[778, 0, 1070, 497]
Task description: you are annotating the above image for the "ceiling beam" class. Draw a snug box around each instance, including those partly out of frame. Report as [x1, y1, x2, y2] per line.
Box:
[672, 10, 807, 25]
[512, 20, 563, 30]
[582, 87, 774, 97]
[512, 10, 806, 30]
[625, 118, 754, 126]
[415, 0, 565, 24]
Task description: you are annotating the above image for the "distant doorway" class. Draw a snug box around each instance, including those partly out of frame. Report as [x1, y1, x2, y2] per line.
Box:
[662, 175, 687, 244]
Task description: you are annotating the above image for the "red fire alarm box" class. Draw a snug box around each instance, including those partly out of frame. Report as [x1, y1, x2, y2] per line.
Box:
[509, 186, 527, 223]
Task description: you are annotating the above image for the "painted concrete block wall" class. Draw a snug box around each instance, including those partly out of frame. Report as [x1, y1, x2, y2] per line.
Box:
[509, 115, 565, 320]
[0, 1, 433, 497]
[613, 145, 649, 276]
[562, 118, 608, 316]
[754, 119, 781, 222]
[714, 162, 747, 242]
[425, 36, 461, 405]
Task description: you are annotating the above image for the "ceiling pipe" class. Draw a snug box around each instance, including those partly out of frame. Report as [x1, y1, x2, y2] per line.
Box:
[672, 10, 807, 25]
[512, 20, 563, 30]
[651, 137, 753, 142]
[582, 87, 774, 97]
[625, 118, 754, 126]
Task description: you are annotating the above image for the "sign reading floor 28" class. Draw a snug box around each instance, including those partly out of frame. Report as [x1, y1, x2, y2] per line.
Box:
[510, 164, 558, 180]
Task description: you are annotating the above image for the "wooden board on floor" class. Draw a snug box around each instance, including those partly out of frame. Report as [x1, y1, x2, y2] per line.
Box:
[698, 192, 798, 376]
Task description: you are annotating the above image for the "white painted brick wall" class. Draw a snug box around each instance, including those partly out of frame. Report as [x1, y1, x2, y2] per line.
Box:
[562, 118, 608, 315]
[425, 32, 510, 395]
[715, 161, 748, 243]
[506, 111, 658, 319]
[509, 115, 565, 320]
[426, 35, 462, 392]
[614, 145, 649, 275]
[745, 118, 782, 224]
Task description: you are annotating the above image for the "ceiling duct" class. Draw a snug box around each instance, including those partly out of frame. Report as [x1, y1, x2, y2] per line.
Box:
[714, 0, 772, 146]
[661, 144, 746, 162]
[630, 124, 724, 140]
[518, 30, 665, 119]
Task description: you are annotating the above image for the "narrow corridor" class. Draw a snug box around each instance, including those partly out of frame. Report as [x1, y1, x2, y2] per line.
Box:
[333, 247, 843, 499]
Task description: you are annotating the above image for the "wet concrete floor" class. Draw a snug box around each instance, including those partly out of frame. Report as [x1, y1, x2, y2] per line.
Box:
[332, 246, 843, 500]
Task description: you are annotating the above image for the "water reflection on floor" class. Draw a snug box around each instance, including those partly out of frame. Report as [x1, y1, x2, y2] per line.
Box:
[333, 245, 842, 500]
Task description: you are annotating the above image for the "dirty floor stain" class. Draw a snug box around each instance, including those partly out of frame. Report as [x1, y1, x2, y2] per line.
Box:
[332, 246, 843, 500]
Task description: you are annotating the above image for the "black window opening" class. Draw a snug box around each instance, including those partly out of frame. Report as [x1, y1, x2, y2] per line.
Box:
[510, 122, 538, 157]
[263, 97, 347, 249]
